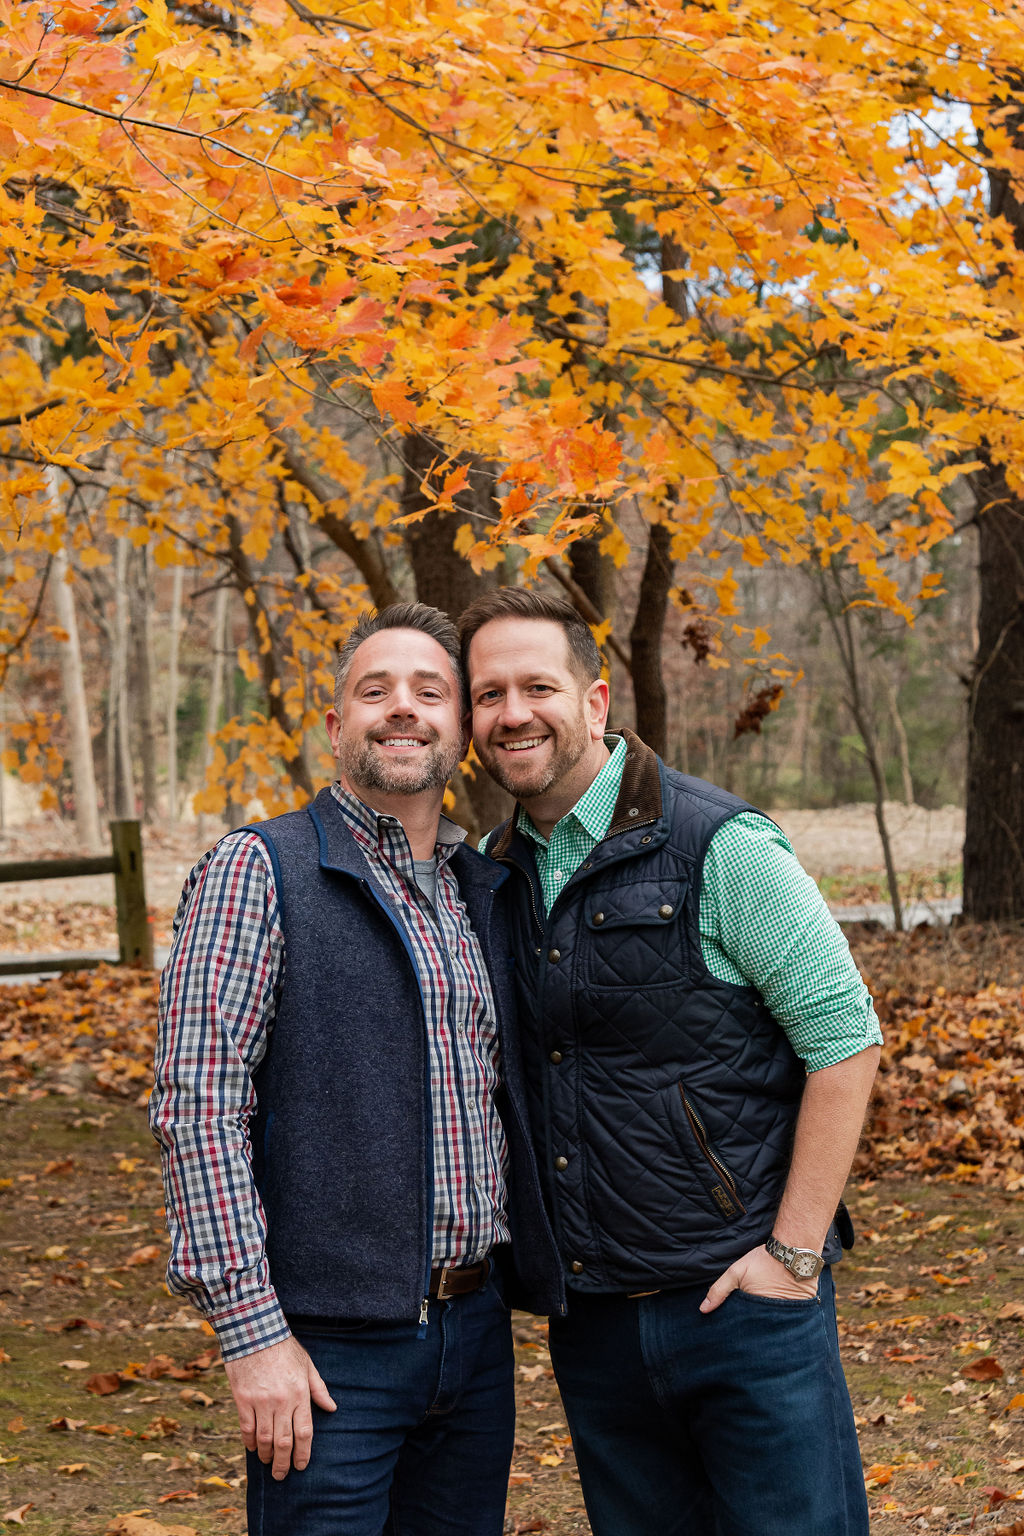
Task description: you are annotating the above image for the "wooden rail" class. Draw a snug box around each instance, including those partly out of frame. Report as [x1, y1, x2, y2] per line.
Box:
[0, 820, 153, 975]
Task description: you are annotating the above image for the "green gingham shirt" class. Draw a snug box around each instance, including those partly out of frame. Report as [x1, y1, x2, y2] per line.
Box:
[511, 735, 881, 1074]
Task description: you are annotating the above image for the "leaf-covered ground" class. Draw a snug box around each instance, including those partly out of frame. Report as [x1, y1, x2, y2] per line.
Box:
[1, 923, 1023, 1533]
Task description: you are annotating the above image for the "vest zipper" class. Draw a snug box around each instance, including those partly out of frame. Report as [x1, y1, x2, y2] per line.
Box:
[679, 1087, 746, 1210]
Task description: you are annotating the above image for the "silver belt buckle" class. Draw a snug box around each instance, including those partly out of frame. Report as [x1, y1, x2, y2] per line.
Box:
[435, 1266, 455, 1300]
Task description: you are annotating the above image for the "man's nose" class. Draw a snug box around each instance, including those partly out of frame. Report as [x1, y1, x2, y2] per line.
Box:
[498, 691, 533, 729]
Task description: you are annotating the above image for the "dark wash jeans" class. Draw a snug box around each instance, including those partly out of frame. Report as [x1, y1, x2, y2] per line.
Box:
[549, 1268, 869, 1536]
[246, 1276, 514, 1536]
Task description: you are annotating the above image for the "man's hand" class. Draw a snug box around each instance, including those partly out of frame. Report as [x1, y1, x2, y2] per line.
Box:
[699, 1243, 818, 1314]
[224, 1336, 336, 1479]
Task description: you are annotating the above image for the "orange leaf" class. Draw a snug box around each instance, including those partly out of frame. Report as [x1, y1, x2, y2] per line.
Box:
[85, 1371, 124, 1396]
[962, 1356, 1004, 1381]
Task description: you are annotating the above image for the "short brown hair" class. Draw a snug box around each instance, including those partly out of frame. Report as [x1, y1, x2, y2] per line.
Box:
[335, 602, 465, 711]
[458, 587, 602, 685]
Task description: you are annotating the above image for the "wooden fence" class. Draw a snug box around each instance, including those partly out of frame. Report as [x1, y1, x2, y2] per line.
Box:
[0, 820, 153, 976]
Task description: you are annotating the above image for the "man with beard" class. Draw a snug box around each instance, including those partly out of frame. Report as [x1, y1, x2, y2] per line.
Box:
[459, 586, 880, 1536]
[151, 603, 561, 1536]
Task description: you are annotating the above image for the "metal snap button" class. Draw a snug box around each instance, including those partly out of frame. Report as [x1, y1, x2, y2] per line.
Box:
[549, 1050, 563, 1064]
[592, 912, 605, 926]
[571, 1260, 584, 1274]
[640, 835, 652, 844]
[658, 904, 673, 919]
[628, 807, 639, 817]
[548, 948, 561, 963]
[554, 1156, 568, 1171]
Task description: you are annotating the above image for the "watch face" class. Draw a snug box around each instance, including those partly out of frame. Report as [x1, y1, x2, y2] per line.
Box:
[792, 1252, 820, 1278]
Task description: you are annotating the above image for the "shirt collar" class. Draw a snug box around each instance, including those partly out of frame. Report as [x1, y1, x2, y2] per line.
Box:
[330, 780, 466, 855]
[519, 733, 628, 848]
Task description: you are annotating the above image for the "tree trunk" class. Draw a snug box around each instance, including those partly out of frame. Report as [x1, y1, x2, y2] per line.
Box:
[401, 431, 512, 834]
[130, 545, 159, 823]
[962, 462, 1024, 920]
[49, 523, 102, 850]
[166, 563, 183, 825]
[108, 536, 136, 819]
[628, 521, 673, 755]
[961, 97, 1024, 920]
[197, 584, 229, 839]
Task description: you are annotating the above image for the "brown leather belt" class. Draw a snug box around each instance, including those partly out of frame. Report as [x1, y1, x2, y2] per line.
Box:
[429, 1257, 491, 1300]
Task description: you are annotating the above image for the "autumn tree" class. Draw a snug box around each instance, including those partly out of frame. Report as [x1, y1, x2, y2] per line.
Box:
[2, 0, 1024, 842]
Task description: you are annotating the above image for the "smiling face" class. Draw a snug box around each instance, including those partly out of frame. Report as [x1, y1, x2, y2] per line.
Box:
[325, 627, 465, 800]
[467, 617, 609, 813]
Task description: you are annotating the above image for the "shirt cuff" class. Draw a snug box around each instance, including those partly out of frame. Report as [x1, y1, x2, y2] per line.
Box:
[208, 1290, 293, 1361]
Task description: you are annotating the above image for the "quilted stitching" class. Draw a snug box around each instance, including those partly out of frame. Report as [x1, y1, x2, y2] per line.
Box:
[503, 759, 817, 1291]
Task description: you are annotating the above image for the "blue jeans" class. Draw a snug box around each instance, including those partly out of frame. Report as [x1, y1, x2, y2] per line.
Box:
[548, 1269, 868, 1536]
[246, 1276, 514, 1536]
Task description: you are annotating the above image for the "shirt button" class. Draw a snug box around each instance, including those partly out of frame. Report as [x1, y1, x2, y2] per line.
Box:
[548, 948, 561, 963]
[554, 1156, 568, 1171]
[592, 912, 605, 926]
[549, 1050, 563, 1064]
[552, 869, 564, 882]
[658, 904, 673, 920]
[571, 1260, 584, 1275]
[627, 808, 639, 818]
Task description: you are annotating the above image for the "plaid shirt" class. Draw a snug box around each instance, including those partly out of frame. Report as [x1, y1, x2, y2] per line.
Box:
[152, 783, 510, 1361]
[516, 735, 882, 1074]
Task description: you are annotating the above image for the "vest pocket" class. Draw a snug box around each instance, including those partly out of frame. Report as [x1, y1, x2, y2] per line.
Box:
[674, 1085, 746, 1222]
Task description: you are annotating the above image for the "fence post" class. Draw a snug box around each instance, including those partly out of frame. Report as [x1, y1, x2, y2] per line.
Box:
[109, 820, 153, 968]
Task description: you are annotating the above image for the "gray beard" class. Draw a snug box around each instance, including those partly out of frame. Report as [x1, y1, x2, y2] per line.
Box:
[340, 735, 461, 797]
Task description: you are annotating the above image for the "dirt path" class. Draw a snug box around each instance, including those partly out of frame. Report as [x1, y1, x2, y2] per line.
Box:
[0, 803, 966, 916]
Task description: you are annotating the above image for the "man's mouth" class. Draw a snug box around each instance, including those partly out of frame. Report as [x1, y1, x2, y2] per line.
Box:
[497, 736, 548, 753]
[375, 736, 429, 749]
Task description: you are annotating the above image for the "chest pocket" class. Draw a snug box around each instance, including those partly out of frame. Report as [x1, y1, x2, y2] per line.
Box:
[581, 875, 689, 989]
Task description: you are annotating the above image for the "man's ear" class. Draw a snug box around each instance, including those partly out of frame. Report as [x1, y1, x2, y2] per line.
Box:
[585, 678, 610, 740]
[325, 706, 343, 760]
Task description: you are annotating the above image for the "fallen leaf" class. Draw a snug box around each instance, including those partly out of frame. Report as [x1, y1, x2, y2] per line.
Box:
[43, 1245, 67, 1260]
[47, 1416, 86, 1431]
[5, 1419, 25, 1435]
[56, 1463, 88, 1475]
[124, 1245, 161, 1267]
[898, 1392, 925, 1413]
[178, 1389, 213, 1408]
[1007, 1396, 1024, 1414]
[85, 1371, 124, 1396]
[44, 1157, 74, 1175]
[59, 1359, 91, 1370]
[962, 1356, 1004, 1381]
[157, 1490, 199, 1503]
[998, 1303, 1024, 1321]
[105, 1517, 200, 1536]
[865, 1463, 894, 1488]
[537, 1452, 562, 1467]
[2, 1505, 33, 1526]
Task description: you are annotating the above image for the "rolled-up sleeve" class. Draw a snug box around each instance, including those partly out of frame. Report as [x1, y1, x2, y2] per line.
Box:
[698, 813, 882, 1073]
[149, 833, 290, 1360]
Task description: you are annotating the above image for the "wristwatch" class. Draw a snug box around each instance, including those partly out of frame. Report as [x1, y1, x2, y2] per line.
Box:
[765, 1234, 824, 1281]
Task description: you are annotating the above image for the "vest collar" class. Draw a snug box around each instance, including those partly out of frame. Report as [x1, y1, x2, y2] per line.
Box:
[308, 785, 507, 891]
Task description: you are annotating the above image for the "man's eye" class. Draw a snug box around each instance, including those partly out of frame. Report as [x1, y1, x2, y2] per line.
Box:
[475, 690, 500, 705]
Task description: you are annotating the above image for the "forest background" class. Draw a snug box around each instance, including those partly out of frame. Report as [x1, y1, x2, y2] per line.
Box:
[1, 0, 1024, 927]
[4, 6, 1024, 1533]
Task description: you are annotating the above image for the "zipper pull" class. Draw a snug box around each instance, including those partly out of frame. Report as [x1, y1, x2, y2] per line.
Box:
[419, 1296, 430, 1327]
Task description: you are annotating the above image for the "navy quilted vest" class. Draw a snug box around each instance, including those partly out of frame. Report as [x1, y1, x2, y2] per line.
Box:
[242, 788, 564, 1322]
[487, 732, 844, 1293]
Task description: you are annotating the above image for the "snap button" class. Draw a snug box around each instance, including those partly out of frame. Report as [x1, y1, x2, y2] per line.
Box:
[640, 835, 652, 844]
[571, 1260, 584, 1275]
[592, 911, 605, 926]
[548, 948, 561, 963]
[549, 1050, 563, 1064]
[658, 904, 673, 919]
[535, 947, 542, 956]
[554, 1156, 568, 1171]
[628, 807, 639, 818]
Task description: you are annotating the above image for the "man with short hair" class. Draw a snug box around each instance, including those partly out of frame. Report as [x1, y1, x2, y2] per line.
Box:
[151, 601, 561, 1536]
[460, 586, 880, 1536]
